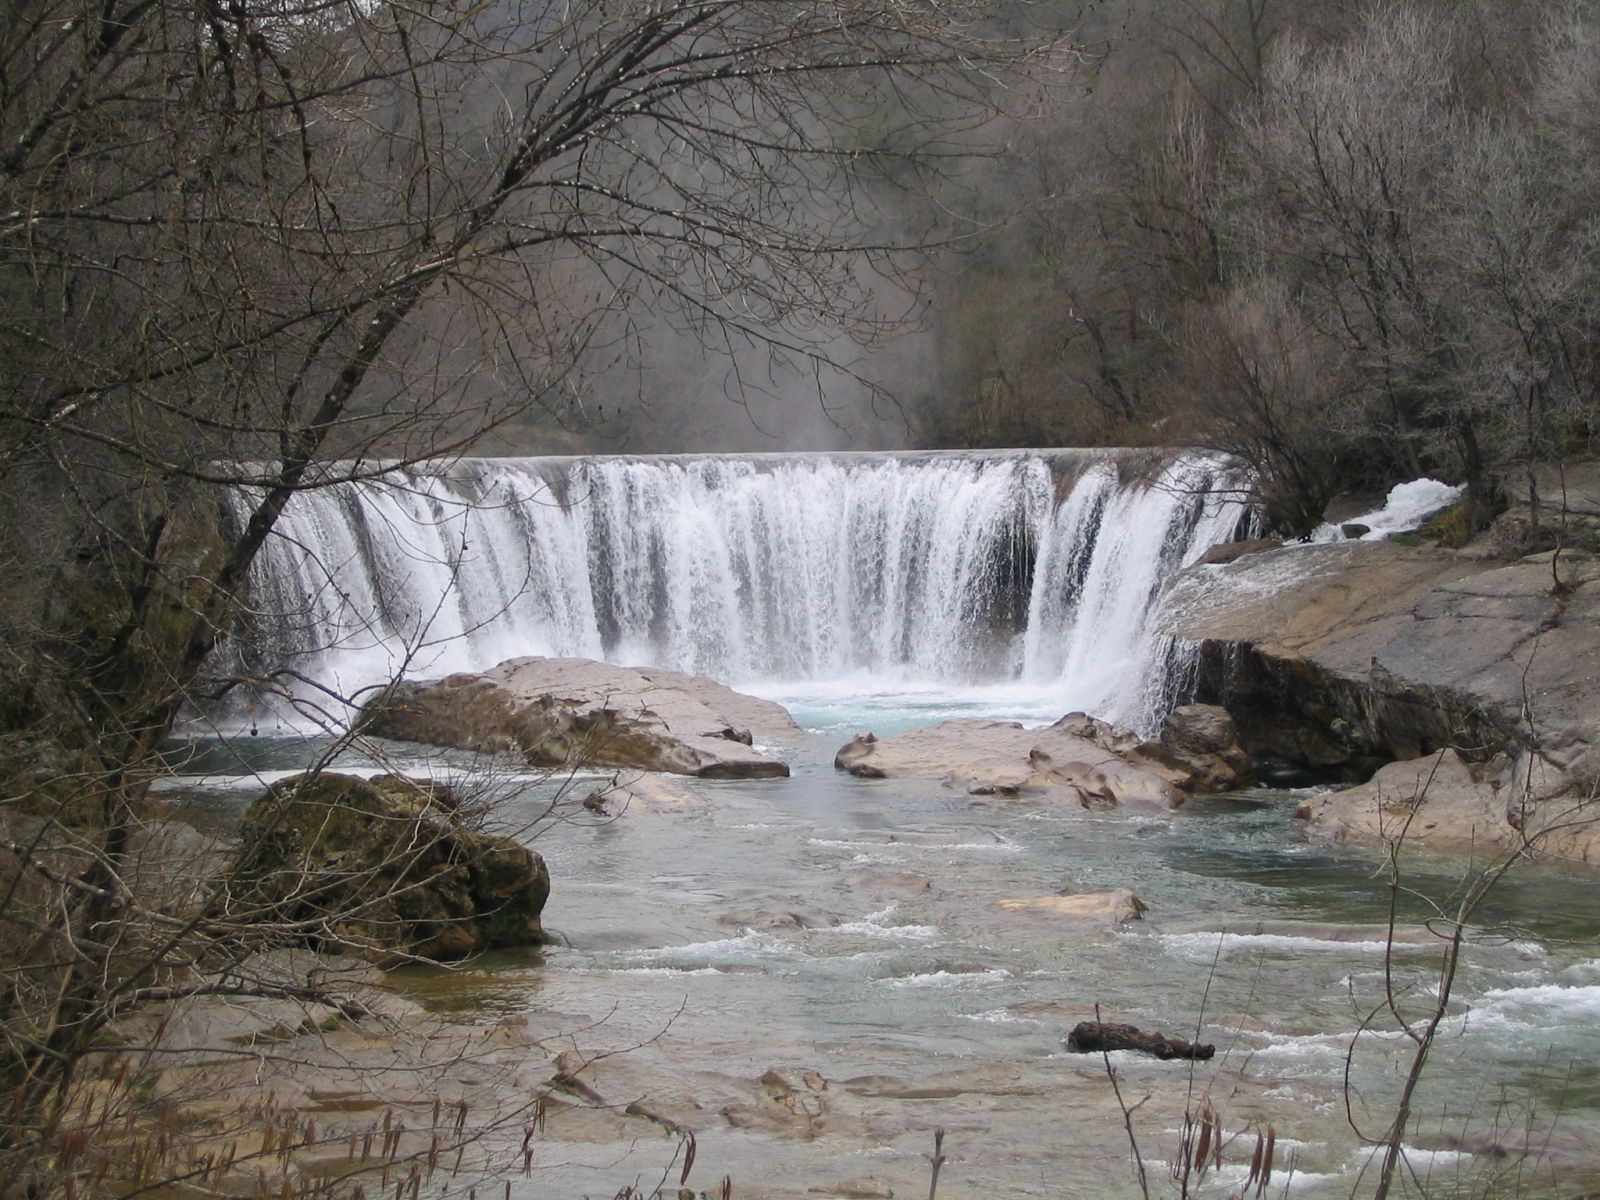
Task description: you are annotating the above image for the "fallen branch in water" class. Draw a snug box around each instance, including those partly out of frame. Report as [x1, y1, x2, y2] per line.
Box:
[1065, 1021, 1215, 1061]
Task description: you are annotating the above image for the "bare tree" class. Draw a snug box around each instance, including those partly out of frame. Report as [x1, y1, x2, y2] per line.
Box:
[1176, 276, 1354, 535]
[0, 1, 1073, 1190]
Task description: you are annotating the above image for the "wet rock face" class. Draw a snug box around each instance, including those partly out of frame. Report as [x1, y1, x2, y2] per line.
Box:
[1191, 640, 1494, 782]
[359, 656, 797, 779]
[220, 773, 550, 964]
[833, 704, 1251, 808]
[1131, 704, 1255, 793]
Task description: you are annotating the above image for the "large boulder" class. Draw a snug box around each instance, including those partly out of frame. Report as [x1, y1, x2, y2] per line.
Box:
[219, 773, 549, 963]
[1295, 749, 1600, 862]
[833, 705, 1251, 809]
[1294, 749, 1508, 852]
[359, 657, 798, 779]
[1162, 539, 1600, 861]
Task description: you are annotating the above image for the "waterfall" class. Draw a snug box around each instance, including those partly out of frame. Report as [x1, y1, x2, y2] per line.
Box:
[229, 450, 1246, 731]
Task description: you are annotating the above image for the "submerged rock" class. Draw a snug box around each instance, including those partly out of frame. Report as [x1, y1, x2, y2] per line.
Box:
[219, 772, 549, 963]
[808, 1181, 894, 1199]
[834, 705, 1250, 808]
[997, 890, 1147, 928]
[359, 656, 797, 779]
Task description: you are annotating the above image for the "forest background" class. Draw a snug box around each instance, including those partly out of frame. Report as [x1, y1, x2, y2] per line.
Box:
[564, 0, 1600, 542]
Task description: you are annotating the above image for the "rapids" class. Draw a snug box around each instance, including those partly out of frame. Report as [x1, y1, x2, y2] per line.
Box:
[165, 718, 1600, 1199]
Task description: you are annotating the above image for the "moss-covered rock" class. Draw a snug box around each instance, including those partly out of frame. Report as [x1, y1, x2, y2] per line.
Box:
[360, 657, 795, 778]
[219, 773, 548, 964]
[1420, 498, 1474, 548]
[0, 733, 110, 826]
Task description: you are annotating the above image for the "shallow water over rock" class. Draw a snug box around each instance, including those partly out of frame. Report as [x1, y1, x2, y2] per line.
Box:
[167, 688, 1600, 1199]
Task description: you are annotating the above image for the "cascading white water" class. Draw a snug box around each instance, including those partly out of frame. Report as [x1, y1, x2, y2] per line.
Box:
[231, 450, 1246, 730]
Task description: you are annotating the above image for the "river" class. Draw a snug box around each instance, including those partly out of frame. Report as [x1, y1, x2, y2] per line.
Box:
[167, 449, 1600, 1198]
[167, 684, 1600, 1199]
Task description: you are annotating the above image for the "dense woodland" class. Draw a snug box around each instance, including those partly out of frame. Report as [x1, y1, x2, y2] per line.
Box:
[921, 0, 1600, 536]
[441, 0, 1600, 541]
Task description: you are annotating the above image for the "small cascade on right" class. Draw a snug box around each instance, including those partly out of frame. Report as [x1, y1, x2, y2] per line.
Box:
[1020, 455, 1247, 731]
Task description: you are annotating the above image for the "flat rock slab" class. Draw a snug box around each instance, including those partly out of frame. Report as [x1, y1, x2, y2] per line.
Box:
[834, 707, 1251, 809]
[361, 657, 798, 779]
[997, 890, 1147, 929]
[1163, 542, 1600, 859]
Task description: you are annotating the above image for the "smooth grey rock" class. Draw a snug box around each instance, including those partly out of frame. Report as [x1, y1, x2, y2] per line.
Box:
[1163, 540, 1600, 862]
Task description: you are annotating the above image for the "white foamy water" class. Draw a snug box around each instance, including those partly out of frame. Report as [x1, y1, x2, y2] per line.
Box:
[958, 1008, 1031, 1025]
[228, 450, 1245, 734]
[1311, 478, 1465, 543]
[887, 968, 1012, 989]
[1154, 931, 1441, 960]
[1470, 983, 1600, 1027]
[830, 905, 939, 943]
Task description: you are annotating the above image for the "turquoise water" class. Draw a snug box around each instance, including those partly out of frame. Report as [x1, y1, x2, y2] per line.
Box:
[161, 690, 1600, 1199]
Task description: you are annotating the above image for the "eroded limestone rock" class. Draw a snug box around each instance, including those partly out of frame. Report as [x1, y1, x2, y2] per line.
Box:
[1164, 541, 1600, 859]
[360, 656, 797, 779]
[1297, 749, 1600, 862]
[1294, 749, 1508, 851]
[834, 705, 1250, 808]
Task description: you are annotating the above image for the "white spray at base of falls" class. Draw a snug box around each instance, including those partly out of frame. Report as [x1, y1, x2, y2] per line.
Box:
[234, 450, 1246, 732]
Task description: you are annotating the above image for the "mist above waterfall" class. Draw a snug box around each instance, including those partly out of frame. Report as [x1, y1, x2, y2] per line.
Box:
[233, 449, 1244, 733]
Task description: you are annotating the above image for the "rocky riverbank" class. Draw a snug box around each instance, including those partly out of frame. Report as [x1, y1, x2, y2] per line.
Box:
[1161, 538, 1600, 862]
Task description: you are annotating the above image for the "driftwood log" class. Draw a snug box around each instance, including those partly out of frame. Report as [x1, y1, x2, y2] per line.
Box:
[1065, 1021, 1214, 1061]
